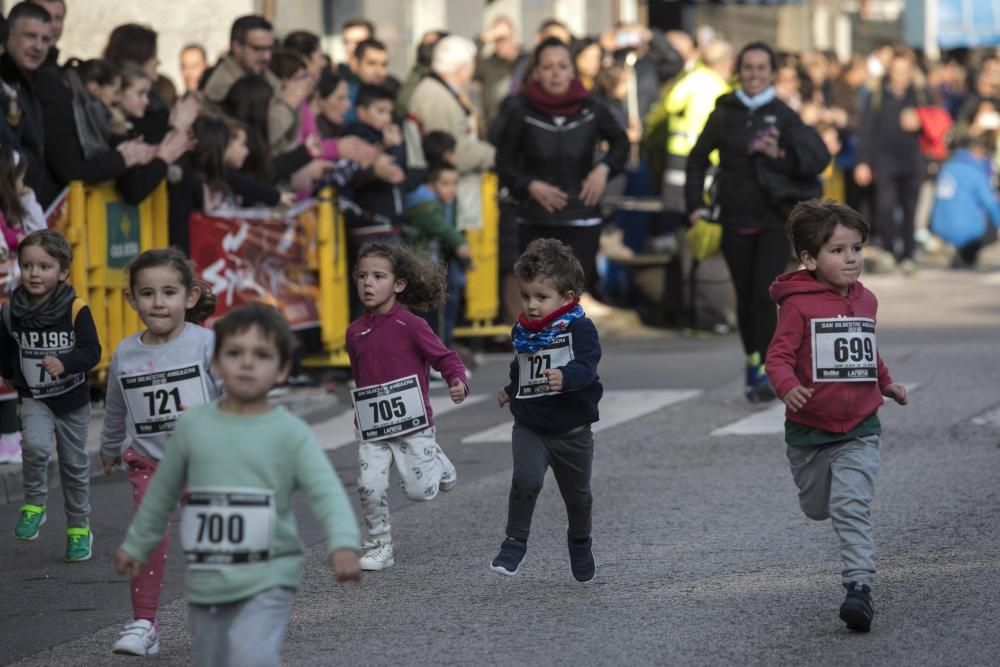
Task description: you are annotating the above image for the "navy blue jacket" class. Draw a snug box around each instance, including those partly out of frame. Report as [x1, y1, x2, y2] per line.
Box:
[504, 317, 603, 435]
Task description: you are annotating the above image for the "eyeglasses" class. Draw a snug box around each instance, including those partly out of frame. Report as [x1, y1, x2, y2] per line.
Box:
[244, 42, 273, 54]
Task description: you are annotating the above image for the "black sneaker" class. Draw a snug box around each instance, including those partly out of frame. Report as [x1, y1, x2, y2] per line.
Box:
[839, 582, 874, 632]
[568, 536, 595, 582]
[490, 537, 526, 576]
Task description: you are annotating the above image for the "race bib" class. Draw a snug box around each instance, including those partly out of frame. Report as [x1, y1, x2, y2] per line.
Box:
[19, 348, 84, 398]
[120, 364, 210, 435]
[180, 487, 275, 569]
[811, 317, 878, 382]
[351, 374, 428, 442]
[517, 334, 574, 399]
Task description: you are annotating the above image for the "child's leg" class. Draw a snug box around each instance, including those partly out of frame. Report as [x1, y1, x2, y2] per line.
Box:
[189, 602, 230, 667]
[18, 397, 57, 509]
[547, 427, 595, 541]
[392, 428, 446, 501]
[828, 435, 880, 587]
[52, 403, 92, 528]
[357, 440, 394, 543]
[505, 423, 550, 541]
[785, 443, 834, 521]
[124, 448, 168, 621]
[224, 587, 295, 667]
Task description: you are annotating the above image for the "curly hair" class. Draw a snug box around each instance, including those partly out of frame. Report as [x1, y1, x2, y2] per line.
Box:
[126, 247, 218, 324]
[355, 242, 446, 313]
[513, 238, 584, 295]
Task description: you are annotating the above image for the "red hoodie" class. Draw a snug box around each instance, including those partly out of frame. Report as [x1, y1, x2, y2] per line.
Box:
[766, 269, 893, 433]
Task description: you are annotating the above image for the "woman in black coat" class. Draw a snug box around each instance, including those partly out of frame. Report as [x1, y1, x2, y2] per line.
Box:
[494, 37, 629, 296]
[686, 41, 829, 403]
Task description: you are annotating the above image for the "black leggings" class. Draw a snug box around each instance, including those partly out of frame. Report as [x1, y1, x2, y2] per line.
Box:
[874, 169, 923, 262]
[518, 222, 602, 294]
[720, 226, 790, 362]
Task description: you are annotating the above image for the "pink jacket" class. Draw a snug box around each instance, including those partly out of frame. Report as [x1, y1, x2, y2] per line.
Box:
[346, 302, 467, 426]
[766, 270, 893, 433]
[300, 105, 340, 161]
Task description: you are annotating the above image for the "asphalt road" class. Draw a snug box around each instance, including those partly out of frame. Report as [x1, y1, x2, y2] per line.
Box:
[2, 266, 999, 666]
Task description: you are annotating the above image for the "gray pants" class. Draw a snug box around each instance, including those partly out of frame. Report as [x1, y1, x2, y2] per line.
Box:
[506, 422, 594, 542]
[786, 434, 880, 586]
[189, 587, 295, 667]
[20, 397, 91, 527]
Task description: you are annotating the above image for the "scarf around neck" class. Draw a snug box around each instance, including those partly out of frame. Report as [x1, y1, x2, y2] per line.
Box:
[736, 86, 776, 111]
[524, 78, 589, 117]
[11, 281, 77, 330]
[513, 300, 584, 353]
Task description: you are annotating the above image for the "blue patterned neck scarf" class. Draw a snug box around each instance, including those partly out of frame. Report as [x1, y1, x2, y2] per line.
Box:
[512, 300, 584, 353]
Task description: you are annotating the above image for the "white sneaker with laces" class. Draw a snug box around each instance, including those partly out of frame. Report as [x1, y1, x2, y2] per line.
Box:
[359, 541, 395, 571]
[112, 619, 160, 656]
[437, 445, 457, 492]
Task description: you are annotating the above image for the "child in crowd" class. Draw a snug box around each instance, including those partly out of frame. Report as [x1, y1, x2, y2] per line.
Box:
[347, 242, 468, 571]
[404, 160, 472, 348]
[930, 131, 1000, 268]
[116, 303, 361, 666]
[0, 146, 47, 235]
[491, 238, 603, 582]
[0, 230, 101, 560]
[766, 199, 908, 632]
[100, 248, 220, 656]
[340, 85, 407, 258]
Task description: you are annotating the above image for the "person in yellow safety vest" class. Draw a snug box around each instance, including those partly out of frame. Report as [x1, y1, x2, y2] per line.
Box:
[659, 40, 735, 233]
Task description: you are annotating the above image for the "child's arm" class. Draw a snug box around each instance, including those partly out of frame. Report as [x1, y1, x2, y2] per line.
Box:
[55, 305, 102, 374]
[99, 353, 128, 473]
[413, 318, 468, 395]
[406, 202, 465, 253]
[765, 302, 807, 400]
[0, 313, 14, 381]
[550, 319, 601, 393]
[498, 356, 517, 407]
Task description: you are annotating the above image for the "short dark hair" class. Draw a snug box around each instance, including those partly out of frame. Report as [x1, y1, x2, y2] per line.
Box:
[269, 49, 306, 80]
[428, 163, 457, 184]
[213, 302, 295, 367]
[531, 37, 573, 75]
[342, 18, 375, 37]
[354, 38, 387, 62]
[231, 15, 272, 46]
[7, 2, 51, 31]
[18, 229, 72, 272]
[416, 30, 448, 68]
[514, 238, 584, 295]
[317, 69, 343, 98]
[104, 23, 157, 67]
[283, 30, 320, 58]
[736, 41, 777, 72]
[421, 130, 456, 167]
[786, 199, 870, 261]
[355, 84, 393, 109]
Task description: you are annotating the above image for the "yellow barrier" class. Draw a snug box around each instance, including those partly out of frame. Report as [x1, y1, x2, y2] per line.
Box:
[303, 187, 352, 368]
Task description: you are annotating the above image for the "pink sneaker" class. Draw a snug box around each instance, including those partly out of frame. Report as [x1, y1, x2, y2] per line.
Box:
[0, 432, 22, 465]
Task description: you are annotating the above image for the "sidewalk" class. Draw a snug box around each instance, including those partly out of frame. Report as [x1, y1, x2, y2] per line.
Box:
[0, 387, 341, 505]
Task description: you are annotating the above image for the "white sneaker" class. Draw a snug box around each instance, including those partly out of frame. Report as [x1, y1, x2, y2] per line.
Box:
[437, 445, 457, 492]
[112, 619, 160, 656]
[359, 541, 395, 571]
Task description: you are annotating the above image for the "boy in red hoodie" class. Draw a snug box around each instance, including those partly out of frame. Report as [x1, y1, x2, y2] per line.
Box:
[767, 200, 908, 633]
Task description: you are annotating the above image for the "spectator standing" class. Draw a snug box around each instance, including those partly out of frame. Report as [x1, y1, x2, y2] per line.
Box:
[103, 23, 170, 144]
[397, 29, 447, 118]
[344, 38, 392, 124]
[494, 37, 628, 300]
[178, 44, 207, 93]
[475, 16, 524, 129]
[201, 15, 279, 103]
[26, 0, 62, 69]
[267, 49, 311, 156]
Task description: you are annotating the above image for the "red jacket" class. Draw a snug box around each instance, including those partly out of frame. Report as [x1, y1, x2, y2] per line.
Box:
[346, 301, 468, 427]
[766, 270, 893, 433]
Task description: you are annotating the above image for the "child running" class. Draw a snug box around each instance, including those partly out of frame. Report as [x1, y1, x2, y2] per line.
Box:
[116, 303, 361, 667]
[491, 238, 603, 582]
[100, 248, 220, 656]
[347, 242, 467, 571]
[766, 200, 908, 633]
[0, 230, 101, 561]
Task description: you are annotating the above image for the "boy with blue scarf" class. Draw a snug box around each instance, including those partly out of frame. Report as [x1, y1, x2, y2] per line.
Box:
[490, 239, 603, 582]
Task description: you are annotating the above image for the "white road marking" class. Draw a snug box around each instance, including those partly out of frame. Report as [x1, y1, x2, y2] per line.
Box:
[971, 406, 1000, 427]
[312, 394, 488, 450]
[711, 383, 921, 436]
[980, 272, 1000, 285]
[461, 389, 702, 444]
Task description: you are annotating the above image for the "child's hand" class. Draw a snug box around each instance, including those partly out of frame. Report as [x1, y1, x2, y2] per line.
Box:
[41, 356, 64, 378]
[382, 123, 402, 147]
[543, 369, 563, 392]
[100, 453, 122, 475]
[882, 383, 908, 405]
[497, 389, 509, 407]
[782, 385, 814, 412]
[328, 548, 362, 582]
[115, 548, 143, 579]
[448, 379, 466, 404]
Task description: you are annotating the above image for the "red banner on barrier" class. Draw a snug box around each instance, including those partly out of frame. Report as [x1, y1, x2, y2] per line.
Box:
[188, 203, 322, 329]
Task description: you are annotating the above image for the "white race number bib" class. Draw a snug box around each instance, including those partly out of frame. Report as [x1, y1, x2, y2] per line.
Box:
[180, 487, 275, 569]
[811, 317, 878, 382]
[120, 364, 210, 435]
[19, 349, 84, 398]
[517, 334, 574, 399]
[351, 374, 428, 441]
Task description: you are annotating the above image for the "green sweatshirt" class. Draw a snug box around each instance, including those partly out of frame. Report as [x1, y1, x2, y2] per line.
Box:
[120, 402, 361, 605]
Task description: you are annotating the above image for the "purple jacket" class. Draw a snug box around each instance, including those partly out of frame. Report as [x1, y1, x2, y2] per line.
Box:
[346, 302, 467, 426]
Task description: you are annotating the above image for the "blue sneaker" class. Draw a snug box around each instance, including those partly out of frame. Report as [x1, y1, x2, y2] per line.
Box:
[490, 537, 526, 576]
[568, 536, 596, 583]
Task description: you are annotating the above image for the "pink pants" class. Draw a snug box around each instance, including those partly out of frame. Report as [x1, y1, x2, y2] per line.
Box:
[124, 447, 169, 622]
